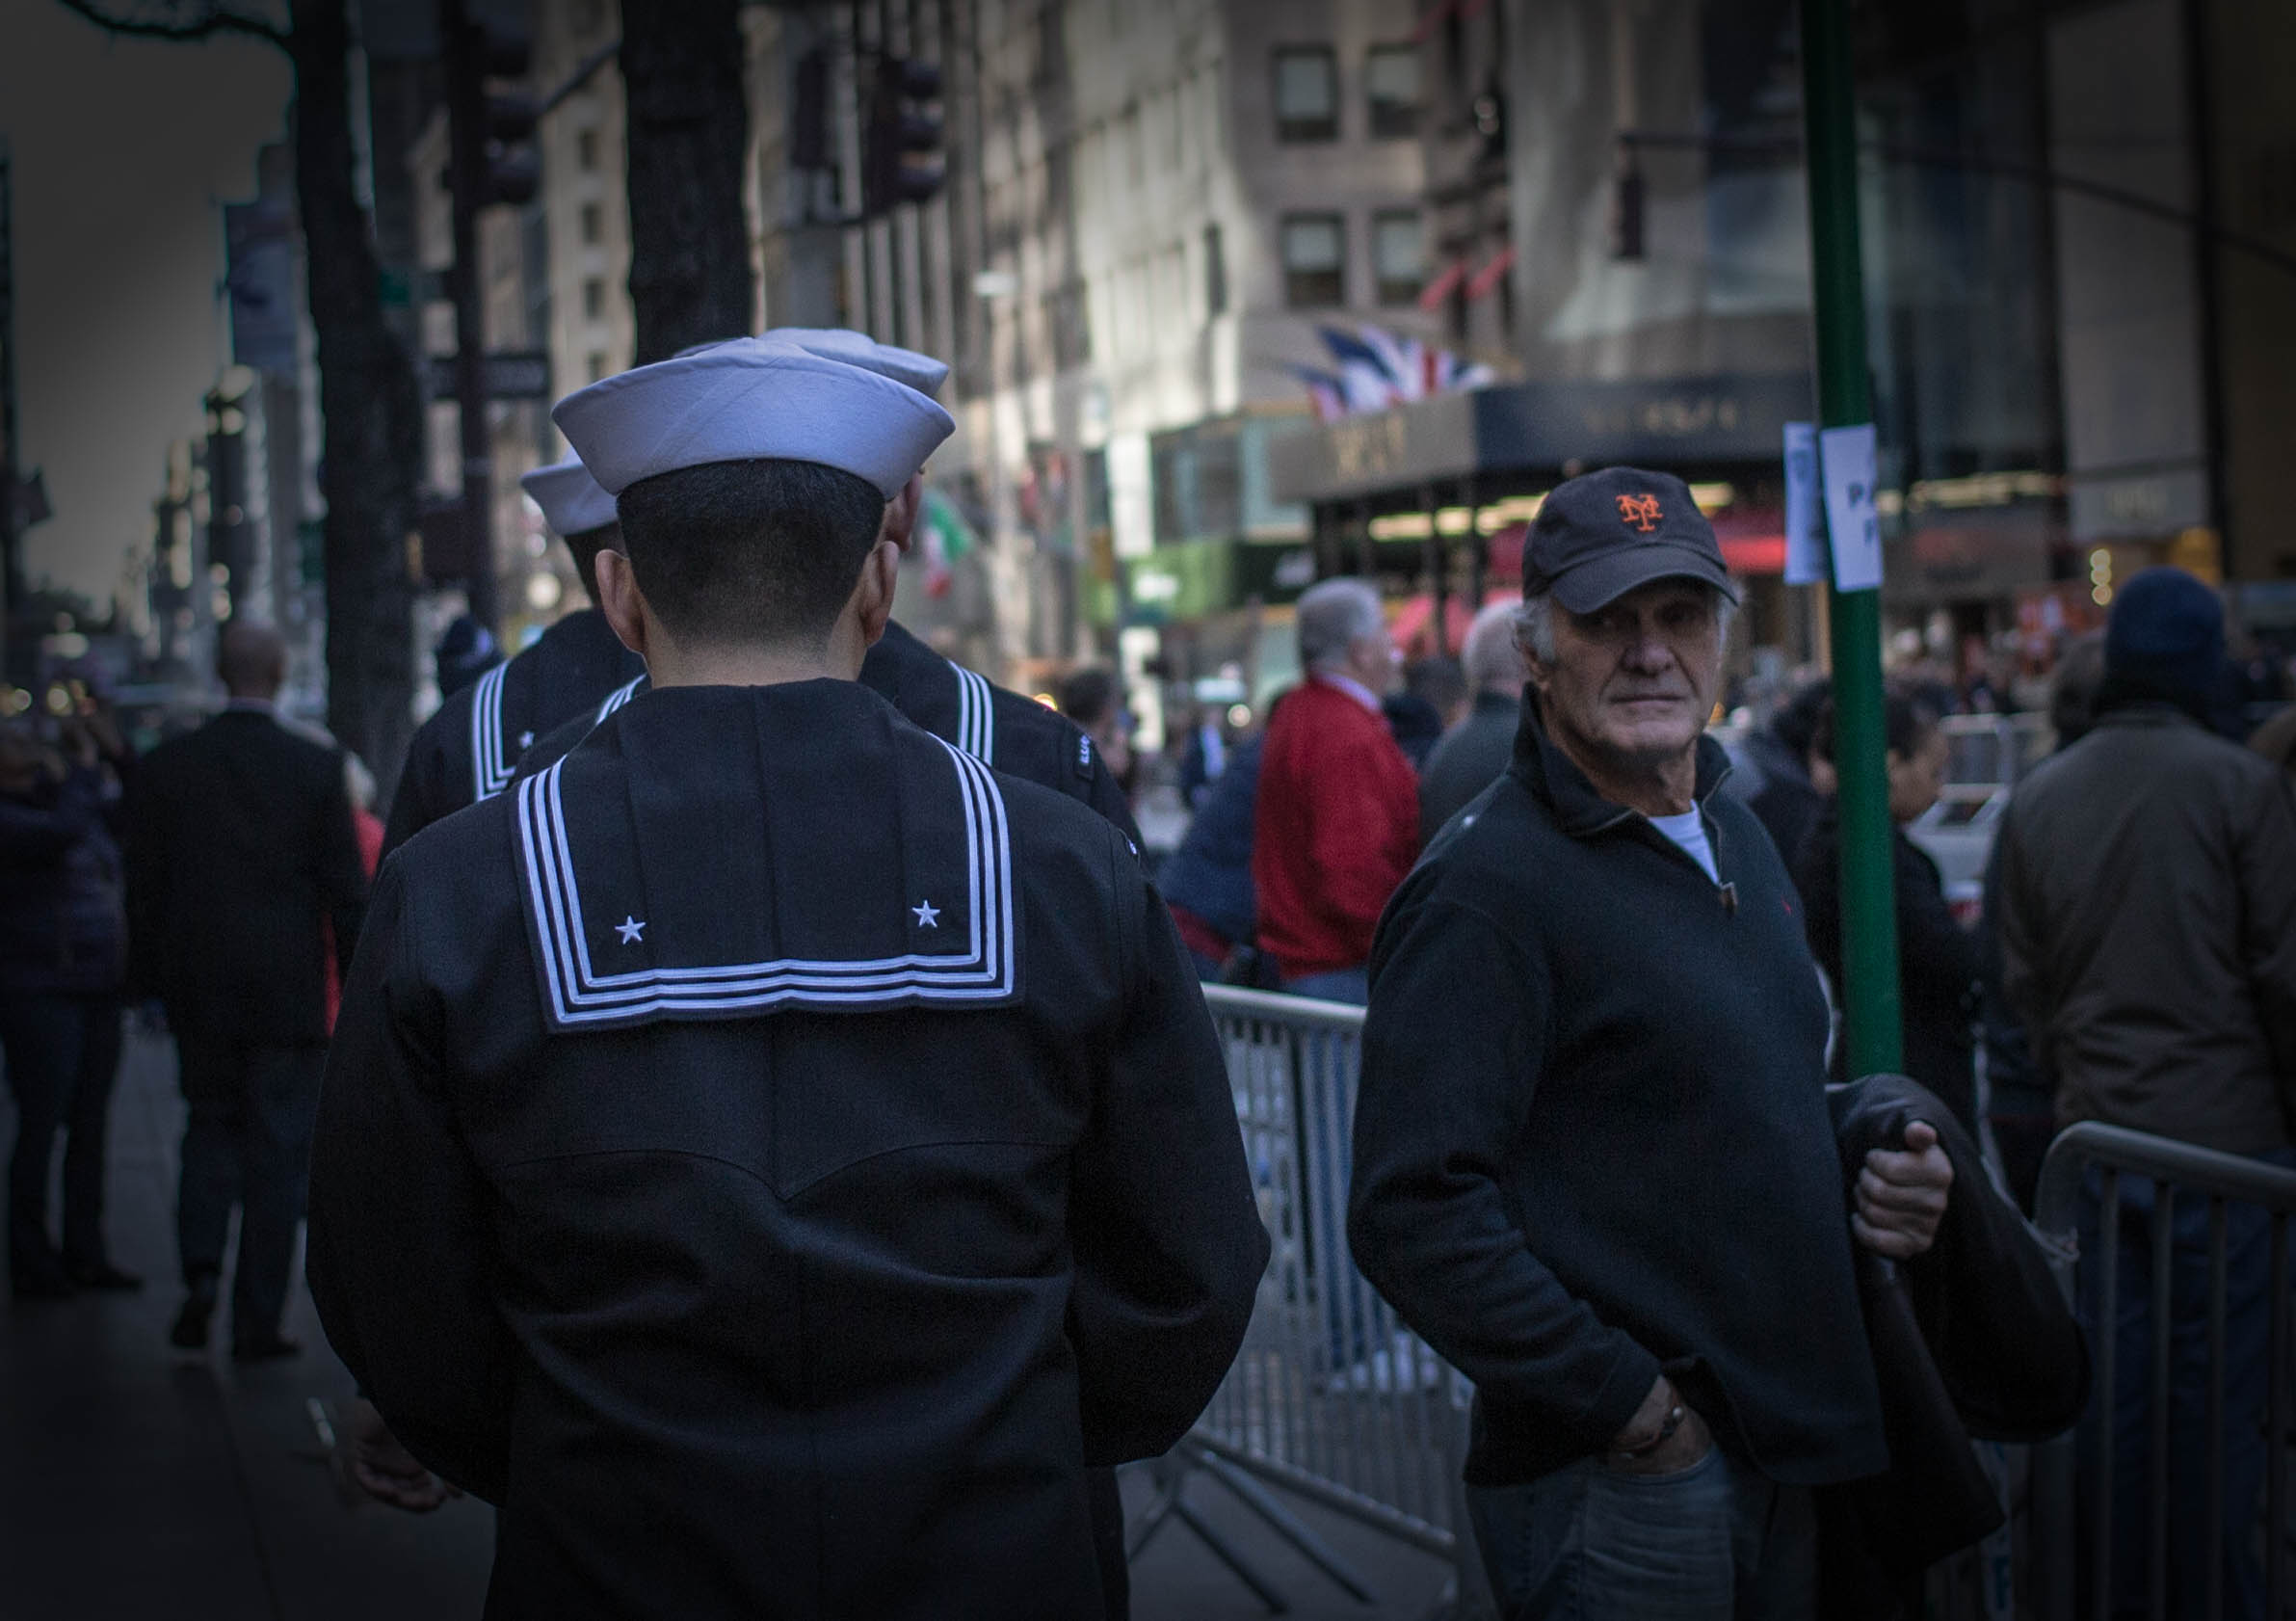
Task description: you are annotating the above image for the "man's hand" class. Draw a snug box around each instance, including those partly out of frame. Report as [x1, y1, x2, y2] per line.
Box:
[1604, 1374, 1712, 1475]
[1853, 1119, 1954, 1260]
[341, 1397, 461, 1513]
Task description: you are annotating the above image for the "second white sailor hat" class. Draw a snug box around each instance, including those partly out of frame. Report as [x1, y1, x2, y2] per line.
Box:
[552, 341, 956, 500]
[763, 328, 950, 399]
[517, 451, 619, 537]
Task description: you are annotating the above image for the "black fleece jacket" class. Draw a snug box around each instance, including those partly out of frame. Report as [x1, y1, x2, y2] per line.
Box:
[1349, 704, 1889, 1487]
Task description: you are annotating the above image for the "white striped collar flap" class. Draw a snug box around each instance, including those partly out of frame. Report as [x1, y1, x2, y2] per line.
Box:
[596, 675, 645, 726]
[468, 662, 515, 802]
[949, 660, 995, 762]
[513, 715, 1019, 1031]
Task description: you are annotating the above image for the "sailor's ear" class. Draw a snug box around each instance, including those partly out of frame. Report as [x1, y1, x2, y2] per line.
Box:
[595, 548, 650, 661]
[854, 538, 900, 647]
[881, 474, 926, 554]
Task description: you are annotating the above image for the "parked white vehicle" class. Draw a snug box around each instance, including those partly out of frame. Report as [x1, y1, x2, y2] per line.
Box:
[1906, 713, 2053, 922]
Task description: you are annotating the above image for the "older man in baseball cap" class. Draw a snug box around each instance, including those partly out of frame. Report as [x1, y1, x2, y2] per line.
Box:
[1349, 465, 1959, 1618]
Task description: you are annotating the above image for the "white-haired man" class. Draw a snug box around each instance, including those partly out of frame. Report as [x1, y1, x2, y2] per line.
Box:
[1417, 598, 1528, 836]
[1251, 576, 1420, 1002]
[1350, 466, 1957, 1617]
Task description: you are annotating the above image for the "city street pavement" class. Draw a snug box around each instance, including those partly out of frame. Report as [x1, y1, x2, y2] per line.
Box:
[1, 1028, 1455, 1620]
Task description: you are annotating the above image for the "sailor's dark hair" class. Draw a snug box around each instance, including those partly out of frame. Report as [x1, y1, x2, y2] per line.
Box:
[614, 459, 884, 649]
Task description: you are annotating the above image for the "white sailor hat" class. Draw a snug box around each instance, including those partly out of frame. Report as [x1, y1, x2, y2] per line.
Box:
[517, 451, 619, 537]
[553, 341, 956, 500]
[674, 329, 951, 399]
[763, 328, 950, 399]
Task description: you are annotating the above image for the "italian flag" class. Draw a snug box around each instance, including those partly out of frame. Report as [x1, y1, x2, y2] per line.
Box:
[919, 490, 978, 599]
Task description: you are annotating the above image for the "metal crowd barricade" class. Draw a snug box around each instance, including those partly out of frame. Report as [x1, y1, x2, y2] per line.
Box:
[2033, 1122, 2296, 1621]
[1125, 984, 1493, 1618]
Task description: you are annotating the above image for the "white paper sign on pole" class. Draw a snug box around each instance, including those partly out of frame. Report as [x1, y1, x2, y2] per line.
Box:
[1819, 422, 1884, 593]
[1782, 422, 1825, 585]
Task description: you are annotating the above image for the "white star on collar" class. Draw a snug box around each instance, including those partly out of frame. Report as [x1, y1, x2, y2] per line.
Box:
[616, 916, 646, 945]
[517, 731, 535, 750]
[911, 900, 940, 929]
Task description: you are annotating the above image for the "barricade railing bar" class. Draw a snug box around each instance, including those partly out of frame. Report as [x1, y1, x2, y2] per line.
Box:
[2033, 1121, 2296, 1621]
[1126, 984, 1492, 1618]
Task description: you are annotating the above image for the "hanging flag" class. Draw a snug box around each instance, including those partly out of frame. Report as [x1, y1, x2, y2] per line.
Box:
[1465, 244, 1517, 301]
[1355, 324, 1423, 401]
[1417, 259, 1468, 313]
[1317, 325, 1400, 389]
[1303, 325, 1494, 419]
[917, 489, 978, 599]
[1286, 365, 1349, 423]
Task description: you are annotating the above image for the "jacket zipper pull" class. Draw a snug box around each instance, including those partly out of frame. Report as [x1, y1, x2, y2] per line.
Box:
[1719, 881, 1738, 915]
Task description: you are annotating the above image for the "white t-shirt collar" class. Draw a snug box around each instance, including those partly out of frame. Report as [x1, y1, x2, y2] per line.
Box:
[1313, 672, 1383, 715]
[1647, 807, 1720, 885]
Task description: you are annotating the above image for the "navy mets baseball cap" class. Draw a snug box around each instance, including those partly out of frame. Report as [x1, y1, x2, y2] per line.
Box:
[1522, 466, 1740, 613]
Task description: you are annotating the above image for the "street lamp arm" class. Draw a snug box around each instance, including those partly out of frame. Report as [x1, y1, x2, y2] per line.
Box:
[51, 0, 289, 52]
[1616, 128, 2296, 280]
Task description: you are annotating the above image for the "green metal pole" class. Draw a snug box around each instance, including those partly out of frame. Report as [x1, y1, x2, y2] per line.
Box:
[1799, 0, 1903, 1076]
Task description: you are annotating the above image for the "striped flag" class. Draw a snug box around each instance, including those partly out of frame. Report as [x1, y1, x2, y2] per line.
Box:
[918, 489, 978, 599]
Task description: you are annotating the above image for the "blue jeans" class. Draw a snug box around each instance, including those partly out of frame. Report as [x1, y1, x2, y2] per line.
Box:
[2075, 1156, 2289, 1621]
[175, 1038, 327, 1341]
[0, 993, 123, 1279]
[1466, 1446, 1817, 1620]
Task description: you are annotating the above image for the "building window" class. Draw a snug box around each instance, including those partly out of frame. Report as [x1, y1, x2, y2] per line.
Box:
[583, 278, 605, 321]
[1280, 213, 1345, 308]
[586, 350, 609, 383]
[1272, 47, 1337, 144]
[1203, 223, 1227, 317]
[576, 128, 600, 173]
[1372, 211, 1425, 306]
[1366, 45, 1420, 140]
[580, 202, 604, 246]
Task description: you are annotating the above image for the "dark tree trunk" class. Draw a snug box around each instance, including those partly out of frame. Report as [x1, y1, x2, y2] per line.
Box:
[289, 0, 419, 795]
[620, 0, 753, 364]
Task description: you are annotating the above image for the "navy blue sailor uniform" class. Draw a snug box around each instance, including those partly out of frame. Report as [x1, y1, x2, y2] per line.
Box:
[515, 619, 1142, 848]
[382, 605, 646, 861]
[307, 679, 1265, 1620]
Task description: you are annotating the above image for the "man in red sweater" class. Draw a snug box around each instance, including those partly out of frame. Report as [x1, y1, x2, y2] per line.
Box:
[1254, 577, 1422, 1002]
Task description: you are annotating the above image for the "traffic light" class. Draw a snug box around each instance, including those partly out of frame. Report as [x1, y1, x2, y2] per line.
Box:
[436, 0, 539, 632]
[862, 56, 946, 216]
[458, 21, 540, 207]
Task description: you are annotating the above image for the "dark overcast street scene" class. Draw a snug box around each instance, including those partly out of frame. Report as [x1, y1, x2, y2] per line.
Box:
[1, 0, 2293, 1616]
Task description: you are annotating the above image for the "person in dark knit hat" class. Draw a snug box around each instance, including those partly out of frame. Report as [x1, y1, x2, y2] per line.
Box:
[1996, 566, 2296, 1621]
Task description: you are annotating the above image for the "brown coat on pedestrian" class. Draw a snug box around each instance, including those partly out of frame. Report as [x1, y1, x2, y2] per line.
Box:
[2253, 703, 2296, 776]
[1996, 704, 2296, 1155]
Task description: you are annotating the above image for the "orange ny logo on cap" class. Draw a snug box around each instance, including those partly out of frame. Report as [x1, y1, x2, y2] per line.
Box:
[1616, 493, 1663, 532]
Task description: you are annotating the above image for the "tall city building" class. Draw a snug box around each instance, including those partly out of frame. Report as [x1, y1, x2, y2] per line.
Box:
[532, 0, 636, 410]
[210, 142, 327, 710]
[754, 0, 1442, 712]
[1271, 0, 2296, 680]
